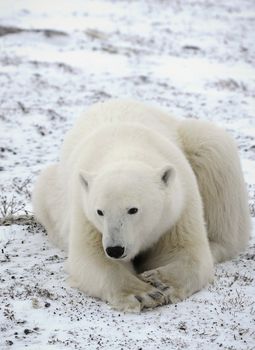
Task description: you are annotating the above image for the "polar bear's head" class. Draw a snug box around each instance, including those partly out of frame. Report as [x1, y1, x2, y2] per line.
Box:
[80, 161, 184, 261]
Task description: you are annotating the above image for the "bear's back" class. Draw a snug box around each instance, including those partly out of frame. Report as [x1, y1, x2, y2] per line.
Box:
[61, 99, 181, 163]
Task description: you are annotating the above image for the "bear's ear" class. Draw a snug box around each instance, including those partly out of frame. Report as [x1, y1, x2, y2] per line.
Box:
[158, 164, 176, 186]
[79, 171, 93, 191]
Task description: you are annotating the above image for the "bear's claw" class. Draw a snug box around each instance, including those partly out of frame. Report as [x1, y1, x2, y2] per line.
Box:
[140, 270, 169, 291]
[150, 280, 169, 291]
[148, 290, 164, 301]
[134, 295, 143, 303]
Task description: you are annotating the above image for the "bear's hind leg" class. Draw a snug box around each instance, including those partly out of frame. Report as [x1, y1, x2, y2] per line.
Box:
[179, 119, 250, 263]
[209, 241, 234, 263]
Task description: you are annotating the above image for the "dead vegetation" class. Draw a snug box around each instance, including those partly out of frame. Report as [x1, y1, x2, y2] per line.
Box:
[0, 195, 26, 218]
[0, 194, 34, 226]
[0, 25, 67, 38]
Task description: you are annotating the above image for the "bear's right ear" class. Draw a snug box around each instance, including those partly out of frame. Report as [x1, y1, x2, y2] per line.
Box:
[79, 171, 93, 191]
[158, 164, 176, 186]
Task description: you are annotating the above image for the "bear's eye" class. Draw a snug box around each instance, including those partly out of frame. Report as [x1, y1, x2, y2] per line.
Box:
[97, 209, 104, 216]
[127, 207, 138, 215]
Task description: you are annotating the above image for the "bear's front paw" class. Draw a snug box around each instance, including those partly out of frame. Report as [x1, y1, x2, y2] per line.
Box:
[140, 270, 182, 304]
[110, 285, 169, 313]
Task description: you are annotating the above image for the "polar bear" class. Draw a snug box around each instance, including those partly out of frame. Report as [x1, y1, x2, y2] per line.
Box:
[32, 99, 250, 312]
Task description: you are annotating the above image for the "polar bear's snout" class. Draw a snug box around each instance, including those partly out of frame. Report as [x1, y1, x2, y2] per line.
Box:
[105, 246, 125, 259]
[102, 219, 129, 259]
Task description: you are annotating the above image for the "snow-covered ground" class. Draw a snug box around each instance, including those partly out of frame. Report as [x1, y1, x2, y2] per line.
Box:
[0, 0, 254, 349]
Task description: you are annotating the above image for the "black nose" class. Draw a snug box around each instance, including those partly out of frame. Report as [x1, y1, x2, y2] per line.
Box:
[106, 246, 125, 259]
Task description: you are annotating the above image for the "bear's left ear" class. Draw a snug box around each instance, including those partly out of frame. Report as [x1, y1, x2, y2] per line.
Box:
[158, 164, 176, 186]
[79, 170, 94, 191]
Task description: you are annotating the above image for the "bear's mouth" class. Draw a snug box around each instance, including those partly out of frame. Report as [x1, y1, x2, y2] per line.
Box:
[106, 254, 127, 261]
[107, 254, 127, 260]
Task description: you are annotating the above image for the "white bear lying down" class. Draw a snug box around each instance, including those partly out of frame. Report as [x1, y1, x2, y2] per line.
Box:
[33, 99, 250, 312]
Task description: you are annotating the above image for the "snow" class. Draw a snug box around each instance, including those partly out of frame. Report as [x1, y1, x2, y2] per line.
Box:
[0, 0, 254, 349]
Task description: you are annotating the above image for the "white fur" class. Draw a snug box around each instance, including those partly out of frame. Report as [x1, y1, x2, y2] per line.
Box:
[32, 99, 250, 312]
